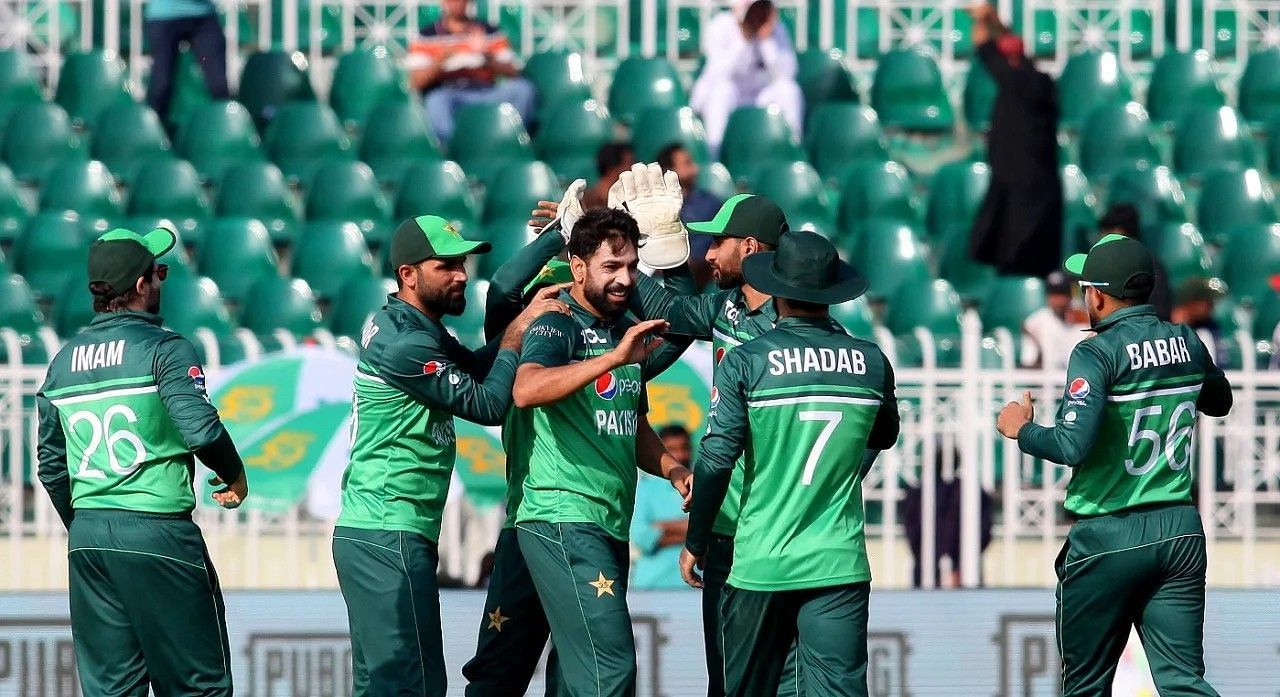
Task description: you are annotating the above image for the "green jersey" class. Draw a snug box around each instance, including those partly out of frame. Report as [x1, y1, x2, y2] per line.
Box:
[636, 273, 777, 536]
[686, 316, 900, 591]
[513, 292, 654, 541]
[1018, 305, 1233, 516]
[36, 312, 244, 525]
[338, 295, 518, 541]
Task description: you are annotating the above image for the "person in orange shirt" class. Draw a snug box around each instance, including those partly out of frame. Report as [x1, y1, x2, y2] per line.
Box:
[408, 0, 535, 145]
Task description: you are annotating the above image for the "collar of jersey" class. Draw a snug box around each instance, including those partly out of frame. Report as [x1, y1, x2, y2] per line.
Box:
[735, 287, 776, 319]
[1091, 303, 1156, 333]
[560, 289, 616, 328]
[89, 310, 163, 327]
[776, 315, 840, 331]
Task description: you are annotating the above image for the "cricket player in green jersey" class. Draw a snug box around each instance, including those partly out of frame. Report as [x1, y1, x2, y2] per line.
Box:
[511, 207, 694, 697]
[680, 231, 900, 697]
[464, 171, 697, 696]
[634, 193, 791, 696]
[997, 234, 1232, 696]
[332, 215, 569, 697]
[36, 227, 249, 696]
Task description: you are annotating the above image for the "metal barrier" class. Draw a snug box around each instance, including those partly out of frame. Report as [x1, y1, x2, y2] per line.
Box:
[3, 311, 1278, 591]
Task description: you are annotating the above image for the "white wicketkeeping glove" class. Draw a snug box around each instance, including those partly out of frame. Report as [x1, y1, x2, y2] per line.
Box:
[545, 178, 587, 243]
[612, 162, 690, 269]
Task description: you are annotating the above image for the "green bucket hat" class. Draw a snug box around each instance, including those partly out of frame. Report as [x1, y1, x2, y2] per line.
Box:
[87, 227, 178, 296]
[522, 259, 573, 297]
[687, 194, 789, 246]
[1064, 233, 1155, 300]
[741, 229, 868, 304]
[388, 215, 491, 268]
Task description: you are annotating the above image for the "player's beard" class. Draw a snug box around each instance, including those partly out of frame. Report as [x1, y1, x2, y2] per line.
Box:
[584, 277, 631, 319]
[713, 264, 744, 290]
[421, 280, 467, 316]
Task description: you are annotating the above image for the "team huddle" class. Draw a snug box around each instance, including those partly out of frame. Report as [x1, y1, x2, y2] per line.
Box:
[35, 162, 1232, 696]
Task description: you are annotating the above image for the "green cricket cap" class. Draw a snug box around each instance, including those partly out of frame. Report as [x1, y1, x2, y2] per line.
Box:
[1063, 233, 1155, 300]
[687, 194, 789, 246]
[87, 227, 178, 296]
[523, 260, 573, 297]
[388, 215, 491, 268]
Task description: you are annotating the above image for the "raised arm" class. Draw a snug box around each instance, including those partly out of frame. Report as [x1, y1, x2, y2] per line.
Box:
[484, 229, 566, 341]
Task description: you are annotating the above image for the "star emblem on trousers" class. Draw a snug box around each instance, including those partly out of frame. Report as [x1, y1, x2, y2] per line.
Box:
[588, 572, 616, 598]
[487, 607, 510, 632]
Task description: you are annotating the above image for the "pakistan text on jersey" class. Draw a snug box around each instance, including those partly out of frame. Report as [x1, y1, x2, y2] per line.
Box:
[1126, 337, 1192, 370]
[768, 347, 867, 376]
[71, 341, 126, 372]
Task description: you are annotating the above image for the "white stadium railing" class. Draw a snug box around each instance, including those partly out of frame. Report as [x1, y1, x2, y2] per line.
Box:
[3, 313, 1279, 591]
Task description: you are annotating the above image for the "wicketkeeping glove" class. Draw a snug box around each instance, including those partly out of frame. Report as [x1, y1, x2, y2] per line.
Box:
[544, 178, 587, 243]
[611, 162, 690, 269]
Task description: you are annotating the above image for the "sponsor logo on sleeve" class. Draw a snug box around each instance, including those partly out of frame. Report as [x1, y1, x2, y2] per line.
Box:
[424, 361, 449, 376]
[1067, 378, 1090, 400]
[188, 366, 207, 394]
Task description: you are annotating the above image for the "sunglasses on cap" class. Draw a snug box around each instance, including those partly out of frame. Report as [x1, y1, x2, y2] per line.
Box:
[154, 264, 169, 281]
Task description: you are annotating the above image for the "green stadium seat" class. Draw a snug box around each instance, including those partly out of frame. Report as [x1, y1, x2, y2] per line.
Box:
[0, 271, 45, 334]
[39, 160, 122, 220]
[980, 276, 1045, 334]
[197, 217, 280, 303]
[854, 218, 930, 302]
[13, 211, 90, 300]
[2, 103, 85, 183]
[359, 100, 441, 186]
[938, 222, 995, 302]
[1196, 168, 1276, 245]
[240, 276, 322, 338]
[52, 272, 95, 337]
[215, 161, 301, 245]
[128, 159, 209, 244]
[1107, 163, 1188, 228]
[160, 275, 233, 337]
[1057, 52, 1133, 130]
[797, 49, 857, 108]
[804, 103, 887, 184]
[177, 101, 263, 182]
[0, 49, 44, 126]
[1252, 287, 1280, 343]
[91, 102, 172, 182]
[291, 220, 375, 300]
[631, 106, 711, 166]
[448, 102, 534, 183]
[885, 279, 963, 367]
[830, 295, 875, 339]
[963, 60, 996, 131]
[54, 51, 133, 129]
[1146, 50, 1225, 127]
[523, 51, 593, 120]
[753, 161, 833, 232]
[1172, 106, 1255, 181]
[0, 163, 30, 246]
[836, 161, 921, 239]
[720, 106, 803, 186]
[926, 161, 989, 241]
[163, 49, 214, 132]
[1078, 102, 1159, 182]
[483, 161, 558, 224]
[534, 99, 611, 182]
[1219, 223, 1280, 304]
[1061, 164, 1098, 258]
[238, 51, 315, 130]
[699, 163, 736, 202]
[474, 217, 529, 280]
[395, 160, 479, 234]
[262, 101, 353, 182]
[305, 160, 390, 246]
[330, 48, 408, 131]
[329, 275, 395, 338]
[1142, 222, 1213, 286]
[1239, 50, 1280, 126]
[870, 49, 954, 132]
[608, 57, 686, 125]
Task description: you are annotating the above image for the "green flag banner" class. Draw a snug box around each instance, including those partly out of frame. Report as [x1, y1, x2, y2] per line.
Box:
[453, 421, 508, 508]
[235, 402, 352, 513]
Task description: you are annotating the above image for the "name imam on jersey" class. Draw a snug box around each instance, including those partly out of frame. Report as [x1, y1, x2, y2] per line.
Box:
[594, 371, 642, 436]
[768, 347, 867, 375]
[71, 341, 126, 372]
[1126, 337, 1192, 370]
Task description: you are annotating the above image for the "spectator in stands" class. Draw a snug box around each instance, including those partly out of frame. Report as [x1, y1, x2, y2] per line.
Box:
[145, 0, 230, 122]
[690, 0, 803, 158]
[1020, 270, 1088, 370]
[1098, 203, 1174, 320]
[581, 142, 634, 209]
[1172, 276, 1227, 347]
[408, 0, 535, 144]
[967, 5, 1063, 278]
[657, 142, 724, 288]
[628, 424, 693, 590]
[903, 448, 994, 589]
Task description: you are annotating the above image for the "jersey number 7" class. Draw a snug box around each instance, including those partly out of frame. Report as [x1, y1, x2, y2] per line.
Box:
[798, 410, 843, 485]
